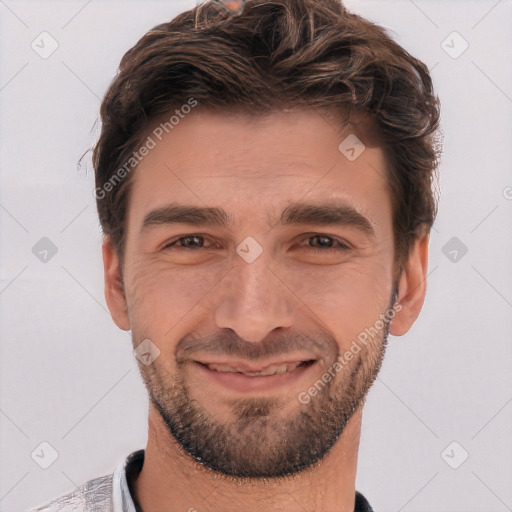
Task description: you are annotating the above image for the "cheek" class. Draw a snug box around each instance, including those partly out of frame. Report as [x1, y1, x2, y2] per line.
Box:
[288, 258, 393, 348]
[125, 257, 226, 337]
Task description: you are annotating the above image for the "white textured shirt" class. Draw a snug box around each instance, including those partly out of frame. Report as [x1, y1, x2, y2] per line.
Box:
[32, 450, 144, 512]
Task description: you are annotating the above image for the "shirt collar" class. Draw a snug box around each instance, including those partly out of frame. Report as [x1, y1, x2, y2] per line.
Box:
[112, 450, 144, 512]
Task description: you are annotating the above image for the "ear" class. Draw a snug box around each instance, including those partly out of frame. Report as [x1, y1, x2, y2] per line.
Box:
[102, 236, 131, 331]
[389, 231, 430, 336]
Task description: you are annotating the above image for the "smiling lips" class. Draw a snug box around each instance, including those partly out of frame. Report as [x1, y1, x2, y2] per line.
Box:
[193, 357, 318, 393]
[196, 359, 316, 377]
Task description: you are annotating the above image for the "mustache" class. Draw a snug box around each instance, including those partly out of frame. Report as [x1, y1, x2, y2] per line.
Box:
[173, 289, 399, 365]
[175, 329, 337, 362]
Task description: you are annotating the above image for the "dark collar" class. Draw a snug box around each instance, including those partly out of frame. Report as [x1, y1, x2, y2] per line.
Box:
[355, 490, 374, 512]
[126, 450, 374, 512]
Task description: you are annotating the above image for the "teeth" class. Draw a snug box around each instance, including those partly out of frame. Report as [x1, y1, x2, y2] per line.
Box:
[207, 361, 303, 376]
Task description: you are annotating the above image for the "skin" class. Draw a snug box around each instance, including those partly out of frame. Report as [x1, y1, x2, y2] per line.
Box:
[102, 107, 429, 512]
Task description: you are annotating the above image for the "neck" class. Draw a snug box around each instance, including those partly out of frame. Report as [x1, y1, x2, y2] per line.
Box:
[133, 405, 363, 512]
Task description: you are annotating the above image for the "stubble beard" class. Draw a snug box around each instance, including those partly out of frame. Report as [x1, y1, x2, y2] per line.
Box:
[136, 310, 391, 479]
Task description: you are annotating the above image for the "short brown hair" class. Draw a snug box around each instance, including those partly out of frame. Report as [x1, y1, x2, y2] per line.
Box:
[93, 0, 441, 275]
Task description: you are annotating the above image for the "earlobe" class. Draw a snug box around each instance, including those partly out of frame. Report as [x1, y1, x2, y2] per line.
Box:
[389, 232, 430, 336]
[102, 237, 131, 331]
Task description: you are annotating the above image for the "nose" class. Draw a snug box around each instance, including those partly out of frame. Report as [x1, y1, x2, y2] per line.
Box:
[214, 251, 295, 343]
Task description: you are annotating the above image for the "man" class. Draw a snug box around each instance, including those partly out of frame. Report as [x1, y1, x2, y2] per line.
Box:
[34, 0, 441, 510]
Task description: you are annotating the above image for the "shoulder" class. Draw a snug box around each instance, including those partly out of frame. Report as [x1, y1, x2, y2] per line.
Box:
[30, 473, 113, 512]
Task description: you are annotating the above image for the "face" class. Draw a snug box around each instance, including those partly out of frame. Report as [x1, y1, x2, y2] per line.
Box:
[103, 108, 426, 478]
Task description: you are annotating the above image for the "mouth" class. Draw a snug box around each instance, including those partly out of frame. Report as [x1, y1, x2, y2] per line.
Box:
[193, 358, 318, 393]
[199, 360, 316, 376]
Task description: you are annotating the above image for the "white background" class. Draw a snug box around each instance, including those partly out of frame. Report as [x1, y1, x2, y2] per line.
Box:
[0, 1, 511, 511]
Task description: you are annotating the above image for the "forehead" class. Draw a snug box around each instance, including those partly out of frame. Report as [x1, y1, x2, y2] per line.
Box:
[128, 107, 391, 230]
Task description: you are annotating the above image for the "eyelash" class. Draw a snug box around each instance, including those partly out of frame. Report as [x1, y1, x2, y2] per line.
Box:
[162, 234, 351, 253]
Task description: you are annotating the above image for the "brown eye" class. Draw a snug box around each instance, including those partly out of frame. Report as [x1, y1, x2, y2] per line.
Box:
[306, 235, 350, 252]
[163, 235, 210, 250]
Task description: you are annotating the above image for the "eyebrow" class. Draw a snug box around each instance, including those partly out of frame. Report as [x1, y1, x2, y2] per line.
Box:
[140, 201, 375, 238]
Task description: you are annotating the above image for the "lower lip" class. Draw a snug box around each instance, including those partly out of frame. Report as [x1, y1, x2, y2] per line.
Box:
[193, 361, 317, 393]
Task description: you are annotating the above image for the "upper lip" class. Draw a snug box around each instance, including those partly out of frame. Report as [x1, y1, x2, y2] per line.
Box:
[194, 355, 317, 373]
